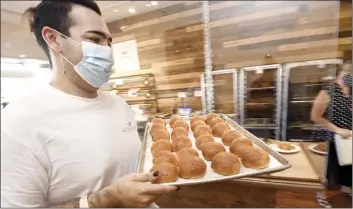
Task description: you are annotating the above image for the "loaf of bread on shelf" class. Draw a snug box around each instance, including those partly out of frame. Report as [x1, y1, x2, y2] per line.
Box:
[229, 138, 253, 158]
[205, 113, 219, 124]
[241, 146, 270, 169]
[221, 130, 243, 146]
[150, 162, 179, 183]
[151, 118, 166, 126]
[170, 115, 181, 127]
[152, 129, 170, 142]
[151, 140, 172, 155]
[178, 156, 207, 179]
[173, 119, 189, 131]
[209, 117, 224, 128]
[211, 122, 231, 138]
[176, 148, 199, 161]
[191, 120, 207, 132]
[211, 152, 241, 175]
[196, 134, 214, 150]
[190, 115, 205, 125]
[172, 136, 192, 152]
[200, 141, 226, 161]
[171, 127, 188, 140]
[153, 150, 178, 166]
[194, 125, 212, 138]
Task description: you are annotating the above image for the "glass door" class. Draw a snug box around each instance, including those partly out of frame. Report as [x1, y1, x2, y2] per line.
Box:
[282, 59, 342, 141]
[212, 69, 238, 122]
[240, 64, 282, 140]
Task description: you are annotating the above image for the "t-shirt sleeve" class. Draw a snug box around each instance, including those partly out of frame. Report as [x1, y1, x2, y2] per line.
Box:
[1, 130, 49, 207]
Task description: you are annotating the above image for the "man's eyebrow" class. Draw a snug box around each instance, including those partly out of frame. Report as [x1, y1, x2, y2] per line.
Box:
[85, 30, 112, 42]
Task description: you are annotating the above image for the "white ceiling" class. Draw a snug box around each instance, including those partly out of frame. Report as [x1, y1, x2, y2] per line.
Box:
[1, 1, 182, 60]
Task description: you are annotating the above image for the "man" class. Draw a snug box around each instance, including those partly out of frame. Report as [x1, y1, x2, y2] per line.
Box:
[1, 0, 177, 207]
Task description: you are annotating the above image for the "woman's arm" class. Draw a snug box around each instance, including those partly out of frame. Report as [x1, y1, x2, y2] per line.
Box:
[310, 90, 340, 133]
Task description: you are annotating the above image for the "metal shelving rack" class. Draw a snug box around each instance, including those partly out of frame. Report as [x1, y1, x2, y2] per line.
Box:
[239, 64, 283, 140]
[281, 59, 343, 141]
[201, 69, 239, 122]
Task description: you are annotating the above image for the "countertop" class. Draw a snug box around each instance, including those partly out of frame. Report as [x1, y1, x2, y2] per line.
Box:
[232, 142, 325, 191]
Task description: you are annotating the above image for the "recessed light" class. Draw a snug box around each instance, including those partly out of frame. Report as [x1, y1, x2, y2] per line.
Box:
[113, 9, 118, 12]
[128, 7, 136, 13]
[19, 55, 26, 58]
[146, 4, 151, 7]
[151, 1, 158, 6]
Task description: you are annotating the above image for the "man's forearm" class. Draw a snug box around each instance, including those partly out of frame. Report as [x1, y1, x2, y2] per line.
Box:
[51, 189, 117, 208]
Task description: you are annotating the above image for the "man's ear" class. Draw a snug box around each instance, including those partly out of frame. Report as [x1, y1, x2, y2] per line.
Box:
[42, 26, 62, 54]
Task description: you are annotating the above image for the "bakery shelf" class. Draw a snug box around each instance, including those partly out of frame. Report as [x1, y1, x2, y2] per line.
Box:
[290, 100, 315, 104]
[239, 64, 283, 140]
[246, 86, 276, 91]
[281, 59, 342, 141]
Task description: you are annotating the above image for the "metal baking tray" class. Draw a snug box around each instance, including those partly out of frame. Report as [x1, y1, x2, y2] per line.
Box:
[136, 114, 291, 186]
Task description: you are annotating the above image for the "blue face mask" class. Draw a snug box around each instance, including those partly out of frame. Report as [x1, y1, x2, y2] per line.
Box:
[55, 30, 114, 88]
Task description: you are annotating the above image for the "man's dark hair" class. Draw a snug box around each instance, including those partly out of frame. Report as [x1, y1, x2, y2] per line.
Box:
[23, 0, 101, 67]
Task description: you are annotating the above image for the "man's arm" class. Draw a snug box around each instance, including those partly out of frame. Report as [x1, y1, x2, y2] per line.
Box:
[1, 130, 49, 207]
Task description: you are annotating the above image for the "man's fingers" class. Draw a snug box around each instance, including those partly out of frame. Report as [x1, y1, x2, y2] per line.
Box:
[130, 171, 159, 182]
[143, 184, 178, 195]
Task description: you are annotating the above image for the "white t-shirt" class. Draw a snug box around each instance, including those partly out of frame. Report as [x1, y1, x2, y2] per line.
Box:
[1, 85, 142, 207]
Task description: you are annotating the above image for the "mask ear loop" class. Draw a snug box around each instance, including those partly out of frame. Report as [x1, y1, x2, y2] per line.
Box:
[50, 28, 79, 73]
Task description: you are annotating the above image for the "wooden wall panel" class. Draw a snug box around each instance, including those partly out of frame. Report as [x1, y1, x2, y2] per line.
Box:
[107, 1, 351, 115]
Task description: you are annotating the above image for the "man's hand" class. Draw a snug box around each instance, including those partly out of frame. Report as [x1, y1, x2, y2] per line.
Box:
[89, 171, 178, 208]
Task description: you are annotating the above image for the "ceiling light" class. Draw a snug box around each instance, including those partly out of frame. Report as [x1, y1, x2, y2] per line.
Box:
[113, 9, 118, 12]
[151, 1, 158, 6]
[146, 4, 151, 7]
[19, 55, 26, 58]
[128, 7, 136, 13]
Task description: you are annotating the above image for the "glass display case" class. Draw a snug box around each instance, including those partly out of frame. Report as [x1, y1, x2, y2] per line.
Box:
[239, 64, 283, 140]
[281, 59, 343, 141]
[201, 69, 238, 121]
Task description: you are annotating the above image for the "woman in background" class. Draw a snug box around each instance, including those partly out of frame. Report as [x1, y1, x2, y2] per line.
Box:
[311, 62, 352, 207]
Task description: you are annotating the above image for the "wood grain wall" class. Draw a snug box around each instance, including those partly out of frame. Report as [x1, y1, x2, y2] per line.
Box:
[107, 1, 352, 114]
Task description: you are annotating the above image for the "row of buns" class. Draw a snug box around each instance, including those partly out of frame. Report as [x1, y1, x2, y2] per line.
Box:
[148, 114, 270, 183]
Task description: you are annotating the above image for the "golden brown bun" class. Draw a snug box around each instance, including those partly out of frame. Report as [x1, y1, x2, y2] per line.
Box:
[191, 120, 206, 132]
[196, 134, 214, 150]
[151, 140, 172, 155]
[211, 152, 241, 175]
[221, 130, 243, 146]
[190, 115, 205, 124]
[176, 148, 199, 161]
[150, 162, 179, 183]
[173, 120, 189, 131]
[200, 142, 226, 161]
[205, 113, 219, 124]
[194, 125, 212, 138]
[172, 137, 192, 152]
[171, 127, 188, 140]
[170, 115, 181, 127]
[178, 156, 207, 179]
[172, 135, 190, 142]
[150, 124, 166, 135]
[241, 146, 270, 169]
[229, 138, 253, 158]
[212, 123, 230, 138]
[209, 117, 224, 128]
[151, 118, 166, 126]
[153, 150, 178, 166]
[152, 129, 170, 142]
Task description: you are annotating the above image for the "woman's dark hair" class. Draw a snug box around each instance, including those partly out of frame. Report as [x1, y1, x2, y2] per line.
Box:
[23, 0, 101, 67]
